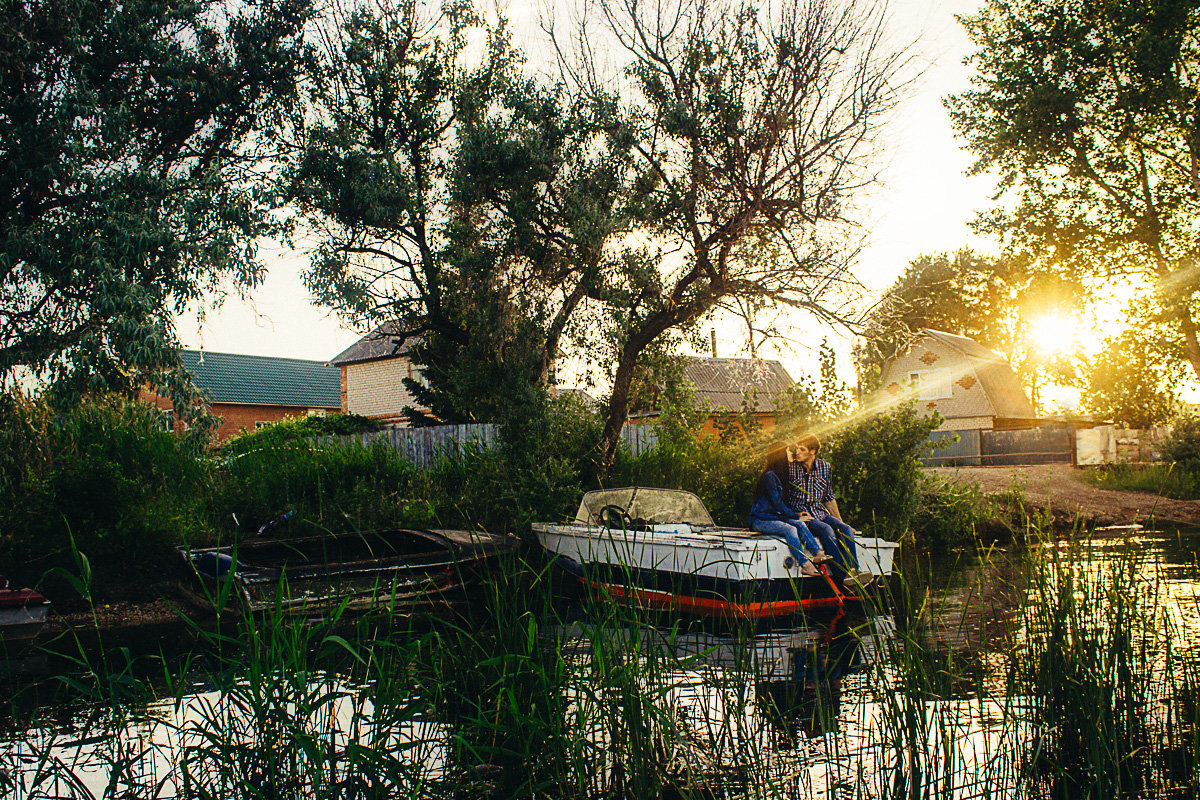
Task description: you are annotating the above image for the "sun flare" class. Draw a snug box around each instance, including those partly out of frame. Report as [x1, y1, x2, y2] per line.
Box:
[1029, 314, 1085, 357]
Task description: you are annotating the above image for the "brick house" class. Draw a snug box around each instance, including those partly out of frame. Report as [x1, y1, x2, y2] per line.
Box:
[145, 350, 341, 441]
[329, 323, 429, 427]
[633, 357, 799, 437]
[877, 329, 1036, 432]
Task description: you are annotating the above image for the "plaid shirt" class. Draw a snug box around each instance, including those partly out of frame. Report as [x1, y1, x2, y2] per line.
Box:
[786, 458, 836, 519]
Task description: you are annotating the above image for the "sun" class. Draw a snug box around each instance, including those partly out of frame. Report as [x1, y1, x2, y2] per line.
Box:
[1028, 314, 1084, 357]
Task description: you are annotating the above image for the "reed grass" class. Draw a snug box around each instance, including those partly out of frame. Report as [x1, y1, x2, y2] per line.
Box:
[5, 525, 1200, 799]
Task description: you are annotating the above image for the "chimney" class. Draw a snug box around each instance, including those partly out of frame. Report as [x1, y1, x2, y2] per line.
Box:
[710, 329, 717, 359]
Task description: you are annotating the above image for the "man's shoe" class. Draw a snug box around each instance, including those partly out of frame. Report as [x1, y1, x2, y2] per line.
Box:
[842, 571, 876, 592]
[810, 552, 834, 564]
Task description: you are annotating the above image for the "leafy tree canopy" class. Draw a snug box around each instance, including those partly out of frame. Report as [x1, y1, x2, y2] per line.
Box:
[289, 1, 628, 427]
[949, 0, 1200, 382]
[855, 249, 1081, 400]
[1085, 309, 1185, 428]
[295, 0, 910, 473]
[0, 0, 312, 418]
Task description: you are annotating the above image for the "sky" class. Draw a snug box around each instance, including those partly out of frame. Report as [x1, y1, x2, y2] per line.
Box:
[174, 0, 997, 390]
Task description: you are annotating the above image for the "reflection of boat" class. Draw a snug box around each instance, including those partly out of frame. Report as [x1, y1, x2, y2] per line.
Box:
[532, 488, 900, 619]
[180, 528, 518, 615]
[0, 576, 51, 645]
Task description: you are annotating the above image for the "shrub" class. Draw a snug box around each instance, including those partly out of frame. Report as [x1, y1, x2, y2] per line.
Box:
[911, 474, 1009, 549]
[822, 403, 941, 538]
[0, 394, 211, 596]
[614, 435, 759, 527]
[1161, 414, 1200, 471]
[210, 437, 431, 539]
[219, 413, 379, 457]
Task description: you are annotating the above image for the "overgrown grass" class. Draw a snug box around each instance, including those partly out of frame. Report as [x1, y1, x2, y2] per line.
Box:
[6, 523, 1200, 798]
[1079, 462, 1200, 500]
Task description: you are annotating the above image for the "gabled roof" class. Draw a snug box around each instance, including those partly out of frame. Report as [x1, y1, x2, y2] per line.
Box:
[916, 328, 1005, 362]
[329, 322, 416, 366]
[180, 350, 341, 408]
[684, 357, 795, 413]
[897, 329, 1034, 419]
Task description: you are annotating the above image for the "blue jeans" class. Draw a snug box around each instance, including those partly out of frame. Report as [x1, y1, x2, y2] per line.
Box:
[750, 518, 822, 563]
[804, 516, 858, 569]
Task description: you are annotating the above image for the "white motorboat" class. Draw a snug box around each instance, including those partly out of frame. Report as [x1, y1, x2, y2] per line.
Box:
[0, 576, 51, 645]
[532, 487, 900, 619]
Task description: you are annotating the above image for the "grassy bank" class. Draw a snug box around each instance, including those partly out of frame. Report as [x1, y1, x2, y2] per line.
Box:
[1080, 462, 1200, 500]
[0, 394, 964, 601]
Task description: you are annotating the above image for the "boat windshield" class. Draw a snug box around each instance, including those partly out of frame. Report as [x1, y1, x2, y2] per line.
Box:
[574, 488, 715, 527]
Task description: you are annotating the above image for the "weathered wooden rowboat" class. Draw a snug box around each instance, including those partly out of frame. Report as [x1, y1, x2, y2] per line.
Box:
[533, 488, 899, 620]
[180, 528, 518, 615]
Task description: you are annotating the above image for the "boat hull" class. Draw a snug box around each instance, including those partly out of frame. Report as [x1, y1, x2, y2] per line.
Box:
[534, 522, 897, 620]
[0, 588, 51, 644]
[181, 528, 517, 616]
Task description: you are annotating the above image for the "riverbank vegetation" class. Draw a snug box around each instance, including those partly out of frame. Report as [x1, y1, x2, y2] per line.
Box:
[4, 526, 1200, 798]
[1078, 415, 1200, 500]
[0, 390, 1037, 602]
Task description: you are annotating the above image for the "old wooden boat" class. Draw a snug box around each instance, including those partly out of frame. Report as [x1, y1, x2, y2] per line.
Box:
[180, 527, 518, 615]
[532, 488, 899, 620]
[0, 576, 51, 644]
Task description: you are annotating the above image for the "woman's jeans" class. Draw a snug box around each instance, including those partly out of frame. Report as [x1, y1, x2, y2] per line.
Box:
[750, 518, 822, 563]
[803, 516, 858, 569]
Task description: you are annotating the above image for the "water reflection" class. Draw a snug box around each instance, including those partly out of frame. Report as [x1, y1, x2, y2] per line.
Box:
[4, 527, 1200, 798]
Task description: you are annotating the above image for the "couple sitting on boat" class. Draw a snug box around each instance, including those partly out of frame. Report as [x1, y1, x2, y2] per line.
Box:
[749, 435, 875, 589]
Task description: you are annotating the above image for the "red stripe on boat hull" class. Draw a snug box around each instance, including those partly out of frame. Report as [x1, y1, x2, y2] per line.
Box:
[587, 580, 849, 619]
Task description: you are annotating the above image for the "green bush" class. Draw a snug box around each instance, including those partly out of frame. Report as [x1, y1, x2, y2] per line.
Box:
[210, 437, 432, 539]
[1161, 414, 1200, 471]
[614, 435, 758, 527]
[822, 403, 941, 538]
[219, 413, 379, 457]
[0, 394, 211, 595]
[911, 474, 1010, 549]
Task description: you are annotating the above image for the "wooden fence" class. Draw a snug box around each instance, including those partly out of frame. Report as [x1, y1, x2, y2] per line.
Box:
[325, 422, 660, 469]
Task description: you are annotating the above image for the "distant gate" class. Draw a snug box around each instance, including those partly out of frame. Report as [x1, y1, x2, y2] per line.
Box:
[980, 427, 1073, 466]
[921, 427, 1074, 467]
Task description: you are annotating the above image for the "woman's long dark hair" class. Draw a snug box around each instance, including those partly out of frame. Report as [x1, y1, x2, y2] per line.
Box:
[753, 441, 791, 501]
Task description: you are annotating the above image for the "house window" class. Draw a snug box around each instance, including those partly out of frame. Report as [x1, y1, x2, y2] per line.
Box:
[907, 370, 952, 400]
[307, 409, 327, 417]
[408, 362, 429, 389]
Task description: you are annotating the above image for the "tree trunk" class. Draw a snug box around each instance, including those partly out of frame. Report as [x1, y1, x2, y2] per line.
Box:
[596, 338, 649, 476]
[1173, 298, 1200, 383]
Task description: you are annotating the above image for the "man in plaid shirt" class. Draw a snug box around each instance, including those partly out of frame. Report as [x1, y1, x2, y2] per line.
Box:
[787, 433, 872, 587]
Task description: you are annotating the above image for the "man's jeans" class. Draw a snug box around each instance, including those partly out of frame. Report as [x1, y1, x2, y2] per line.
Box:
[803, 516, 858, 569]
[750, 518, 822, 564]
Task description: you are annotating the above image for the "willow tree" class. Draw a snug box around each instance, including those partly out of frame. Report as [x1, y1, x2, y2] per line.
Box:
[289, 1, 628, 424]
[0, 0, 312, 413]
[950, 0, 1200, 382]
[560, 0, 911, 469]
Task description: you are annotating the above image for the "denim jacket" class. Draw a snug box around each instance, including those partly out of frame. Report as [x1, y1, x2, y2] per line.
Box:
[748, 471, 800, 525]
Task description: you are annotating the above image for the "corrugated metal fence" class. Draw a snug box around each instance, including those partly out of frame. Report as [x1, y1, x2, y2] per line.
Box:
[921, 427, 1074, 467]
[325, 422, 660, 469]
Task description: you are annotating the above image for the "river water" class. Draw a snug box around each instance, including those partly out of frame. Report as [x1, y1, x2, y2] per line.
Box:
[2, 527, 1199, 799]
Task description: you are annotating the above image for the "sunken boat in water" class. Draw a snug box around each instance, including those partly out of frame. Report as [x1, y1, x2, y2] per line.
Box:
[181, 527, 518, 615]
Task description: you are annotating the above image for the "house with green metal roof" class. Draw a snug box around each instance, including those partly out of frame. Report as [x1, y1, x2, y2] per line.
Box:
[146, 350, 342, 441]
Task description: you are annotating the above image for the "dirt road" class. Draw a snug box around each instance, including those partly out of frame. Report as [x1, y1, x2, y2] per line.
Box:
[929, 463, 1200, 527]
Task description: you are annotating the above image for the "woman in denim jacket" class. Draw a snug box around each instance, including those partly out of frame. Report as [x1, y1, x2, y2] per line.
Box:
[748, 441, 832, 576]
